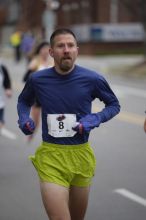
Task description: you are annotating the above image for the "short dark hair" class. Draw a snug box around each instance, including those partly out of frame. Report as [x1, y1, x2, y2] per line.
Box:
[50, 28, 77, 47]
[34, 41, 50, 55]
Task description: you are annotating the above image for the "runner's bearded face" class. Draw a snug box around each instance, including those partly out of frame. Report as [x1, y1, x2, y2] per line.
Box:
[50, 34, 78, 74]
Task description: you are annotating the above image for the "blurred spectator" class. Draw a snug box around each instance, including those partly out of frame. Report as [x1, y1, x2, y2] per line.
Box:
[144, 115, 146, 132]
[0, 62, 12, 134]
[10, 31, 22, 62]
[21, 31, 35, 62]
[23, 41, 53, 141]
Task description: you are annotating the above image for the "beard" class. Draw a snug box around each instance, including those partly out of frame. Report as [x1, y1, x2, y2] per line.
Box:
[60, 58, 73, 72]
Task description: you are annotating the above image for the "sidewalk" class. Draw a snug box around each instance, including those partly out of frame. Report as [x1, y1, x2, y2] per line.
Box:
[78, 55, 144, 75]
[1, 46, 145, 77]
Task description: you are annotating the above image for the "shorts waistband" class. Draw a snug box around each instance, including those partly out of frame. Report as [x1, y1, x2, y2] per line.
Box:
[42, 142, 90, 150]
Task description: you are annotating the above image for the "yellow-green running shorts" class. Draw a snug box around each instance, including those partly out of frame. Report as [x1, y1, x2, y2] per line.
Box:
[29, 142, 96, 188]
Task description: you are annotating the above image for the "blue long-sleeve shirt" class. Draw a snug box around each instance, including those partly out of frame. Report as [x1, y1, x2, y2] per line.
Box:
[17, 65, 120, 144]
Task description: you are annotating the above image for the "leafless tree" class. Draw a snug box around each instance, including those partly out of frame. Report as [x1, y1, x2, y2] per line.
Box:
[18, 0, 45, 33]
[121, 0, 146, 58]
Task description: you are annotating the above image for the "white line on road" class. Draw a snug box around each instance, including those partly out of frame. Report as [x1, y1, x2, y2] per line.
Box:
[92, 105, 144, 126]
[114, 188, 146, 207]
[112, 84, 146, 98]
[13, 81, 145, 126]
[0, 128, 17, 140]
[13, 80, 146, 99]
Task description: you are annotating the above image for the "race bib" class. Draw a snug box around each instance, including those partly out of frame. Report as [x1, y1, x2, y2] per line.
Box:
[47, 114, 77, 137]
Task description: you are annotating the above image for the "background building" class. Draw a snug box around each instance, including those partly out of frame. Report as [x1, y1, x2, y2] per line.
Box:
[57, 0, 144, 55]
[0, 0, 145, 55]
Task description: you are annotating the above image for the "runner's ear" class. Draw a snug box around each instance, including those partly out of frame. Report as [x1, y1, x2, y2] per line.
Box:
[49, 48, 54, 58]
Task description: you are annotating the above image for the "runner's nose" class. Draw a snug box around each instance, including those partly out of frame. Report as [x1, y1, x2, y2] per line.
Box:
[64, 45, 70, 53]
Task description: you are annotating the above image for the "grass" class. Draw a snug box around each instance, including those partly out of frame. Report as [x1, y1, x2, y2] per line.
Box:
[109, 60, 146, 78]
[95, 48, 144, 56]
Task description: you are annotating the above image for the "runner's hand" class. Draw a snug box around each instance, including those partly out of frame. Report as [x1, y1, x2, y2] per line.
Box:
[72, 122, 83, 134]
[18, 118, 35, 135]
[73, 113, 101, 134]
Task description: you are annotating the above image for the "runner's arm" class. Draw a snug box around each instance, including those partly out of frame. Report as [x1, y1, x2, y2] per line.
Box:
[92, 75, 120, 123]
[17, 76, 36, 134]
[73, 75, 120, 134]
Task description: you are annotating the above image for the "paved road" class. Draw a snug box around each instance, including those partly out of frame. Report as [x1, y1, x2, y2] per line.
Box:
[0, 56, 146, 220]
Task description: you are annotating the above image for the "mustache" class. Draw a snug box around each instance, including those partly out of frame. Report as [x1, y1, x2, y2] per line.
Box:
[62, 56, 72, 60]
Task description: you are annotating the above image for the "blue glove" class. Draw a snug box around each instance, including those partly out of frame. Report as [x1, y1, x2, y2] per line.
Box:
[18, 118, 35, 135]
[73, 113, 101, 134]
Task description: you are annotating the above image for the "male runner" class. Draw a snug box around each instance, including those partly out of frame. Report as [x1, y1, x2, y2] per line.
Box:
[17, 28, 120, 220]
